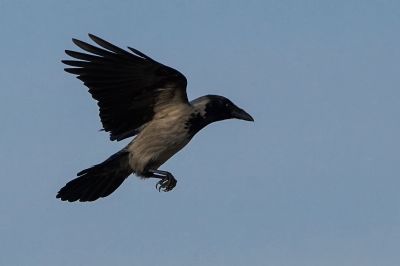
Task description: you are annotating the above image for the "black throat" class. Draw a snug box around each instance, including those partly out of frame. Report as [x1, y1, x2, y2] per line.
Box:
[185, 111, 210, 137]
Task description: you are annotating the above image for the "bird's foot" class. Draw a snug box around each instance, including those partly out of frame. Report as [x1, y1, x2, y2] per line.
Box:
[147, 169, 177, 192]
[155, 173, 177, 192]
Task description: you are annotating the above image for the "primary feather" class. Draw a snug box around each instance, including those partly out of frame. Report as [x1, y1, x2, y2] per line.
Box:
[62, 34, 188, 141]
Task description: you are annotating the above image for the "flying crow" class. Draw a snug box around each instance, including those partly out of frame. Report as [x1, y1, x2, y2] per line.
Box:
[57, 34, 254, 202]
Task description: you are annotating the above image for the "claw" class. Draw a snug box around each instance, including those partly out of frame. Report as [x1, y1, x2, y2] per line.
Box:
[156, 180, 163, 192]
[148, 169, 177, 192]
[154, 176, 176, 192]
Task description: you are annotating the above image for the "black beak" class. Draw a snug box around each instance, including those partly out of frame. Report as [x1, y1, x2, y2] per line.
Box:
[231, 107, 254, 122]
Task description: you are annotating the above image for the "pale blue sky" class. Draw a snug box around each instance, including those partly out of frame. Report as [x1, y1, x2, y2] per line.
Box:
[1, 1, 399, 265]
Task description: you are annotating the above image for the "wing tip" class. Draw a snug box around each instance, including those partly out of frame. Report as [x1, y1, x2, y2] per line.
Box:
[65, 49, 75, 57]
[64, 67, 81, 74]
[88, 33, 98, 41]
[71, 38, 87, 48]
[88, 33, 108, 47]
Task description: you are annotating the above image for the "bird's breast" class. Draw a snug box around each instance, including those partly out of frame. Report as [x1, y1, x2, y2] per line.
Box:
[127, 104, 193, 175]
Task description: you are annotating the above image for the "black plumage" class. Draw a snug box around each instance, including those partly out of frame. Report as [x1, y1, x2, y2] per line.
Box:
[63, 34, 187, 141]
[57, 34, 253, 202]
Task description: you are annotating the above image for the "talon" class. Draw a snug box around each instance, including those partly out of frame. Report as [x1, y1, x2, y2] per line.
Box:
[154, 176, 177, 192]
[156, 180, 163, 192]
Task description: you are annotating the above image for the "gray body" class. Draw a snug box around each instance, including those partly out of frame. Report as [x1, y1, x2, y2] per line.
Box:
[128, 103, 193, 175]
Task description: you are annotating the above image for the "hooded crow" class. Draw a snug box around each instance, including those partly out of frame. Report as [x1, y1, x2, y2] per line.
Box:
[57, 34, 254, 202]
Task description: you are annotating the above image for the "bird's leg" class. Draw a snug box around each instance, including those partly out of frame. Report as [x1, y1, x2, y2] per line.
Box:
[147, 169, 177, 192]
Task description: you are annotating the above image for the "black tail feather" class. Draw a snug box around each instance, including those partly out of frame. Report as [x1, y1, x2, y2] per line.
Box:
[57, 150, 131, 202]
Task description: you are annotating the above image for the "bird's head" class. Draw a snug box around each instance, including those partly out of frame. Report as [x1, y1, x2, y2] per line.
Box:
[199, 95, 254, 123]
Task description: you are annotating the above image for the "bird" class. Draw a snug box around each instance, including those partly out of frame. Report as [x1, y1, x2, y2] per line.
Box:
[57, 34, 254, 202]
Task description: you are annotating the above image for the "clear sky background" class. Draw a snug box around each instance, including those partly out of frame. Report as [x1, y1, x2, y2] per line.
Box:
[1, 1, 399, 265]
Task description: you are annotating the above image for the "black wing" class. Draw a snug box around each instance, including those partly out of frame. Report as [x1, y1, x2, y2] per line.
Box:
[62, 34, 188, 141]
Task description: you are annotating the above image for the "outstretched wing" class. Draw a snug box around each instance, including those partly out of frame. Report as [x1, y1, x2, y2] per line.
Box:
[62, 34, 188, 141]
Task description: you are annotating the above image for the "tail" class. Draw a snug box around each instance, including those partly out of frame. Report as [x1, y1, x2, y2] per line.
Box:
[57, 150, 132, 202]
